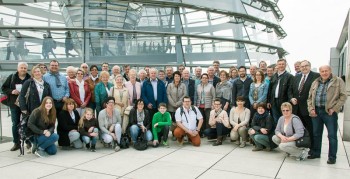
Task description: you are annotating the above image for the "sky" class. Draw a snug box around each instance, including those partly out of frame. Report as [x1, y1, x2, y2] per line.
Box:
[278, 0, 350, 73]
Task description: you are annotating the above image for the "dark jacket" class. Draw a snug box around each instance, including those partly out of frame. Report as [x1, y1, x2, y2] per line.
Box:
[232, 77, 253, 108]
[79, 118, 99, 137]
[128, 108, 151, 130]
[182, 79, 195, 102]
[267, 71, 294, 107]
[19, 78, 52, 114]
[57, 110, 80, 146]
[1, 72, 31, 107]
[250, 113, 276, 148]
[291, 71, 319, 117]
[27, 108, 55, 136]
[212, 76, 220, 88]
[141, 78, 168, 109]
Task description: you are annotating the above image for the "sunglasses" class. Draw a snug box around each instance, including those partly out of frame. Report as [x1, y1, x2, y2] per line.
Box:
[282, 110, 290, 112]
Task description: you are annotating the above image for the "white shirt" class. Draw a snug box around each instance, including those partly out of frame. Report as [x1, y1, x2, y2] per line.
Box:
[275, 71, 286, 98]
[175, 106, 203, 130]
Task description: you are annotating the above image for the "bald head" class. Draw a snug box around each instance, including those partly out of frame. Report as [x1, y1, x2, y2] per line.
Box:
[319, 65, 332, 81]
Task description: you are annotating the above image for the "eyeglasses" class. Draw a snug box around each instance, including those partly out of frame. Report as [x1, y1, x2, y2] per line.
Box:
[77, 73, 83, 75]
[282, 110, 290, 112]
[300, 65, 310, 68]
[183, 101, 191, 103]
[82, 66, 88, 68]
[214, 103, 221, 106]
[107, 101, 114, 104]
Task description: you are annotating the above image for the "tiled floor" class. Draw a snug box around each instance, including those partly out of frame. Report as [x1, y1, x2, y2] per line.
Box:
[0, 109, 349, 179]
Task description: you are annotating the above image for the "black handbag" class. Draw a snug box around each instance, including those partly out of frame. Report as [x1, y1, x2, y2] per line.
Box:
[134, 132, 148, 151]
[291, 117, 311, 148]
[120, 133, 130, 149]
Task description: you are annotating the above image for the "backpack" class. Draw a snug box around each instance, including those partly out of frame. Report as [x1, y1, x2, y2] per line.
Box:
[180, 105, 197, 116]
[120, 133, 130, 149]
[133, 132, 148, 151]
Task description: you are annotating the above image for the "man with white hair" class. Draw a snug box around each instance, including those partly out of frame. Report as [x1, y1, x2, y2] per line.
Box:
[109, 65, 122, 84]
[207, 66, 220, 87]
[80, 63, 89, 80]
[1, 62, 31, 151]
[307, 65, 347, 164]
[182, 69, 195, 102]
[142, 68, 168, 118]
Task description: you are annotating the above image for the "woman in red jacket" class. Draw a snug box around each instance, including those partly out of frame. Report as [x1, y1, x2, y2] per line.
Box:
[69, 69, 91, 116]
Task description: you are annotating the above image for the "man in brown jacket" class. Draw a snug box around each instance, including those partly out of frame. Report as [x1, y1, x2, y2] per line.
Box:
[307, 65, 347, 164]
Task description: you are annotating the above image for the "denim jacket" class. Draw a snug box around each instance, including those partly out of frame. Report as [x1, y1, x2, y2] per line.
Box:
[248, 82, 269, 105]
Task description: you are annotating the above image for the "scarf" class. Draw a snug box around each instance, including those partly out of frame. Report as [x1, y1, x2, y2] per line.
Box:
[214, 108, 223, 118]
[33, 78, 44, 101]
[90, 74, 99, 82]
[49, 71, 62, 88]
[75, 78, 85, 103]
[255, 111, 269, 121]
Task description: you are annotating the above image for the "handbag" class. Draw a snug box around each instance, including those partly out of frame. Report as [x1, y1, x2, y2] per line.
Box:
[1, 74, 16, 106]
[291, 117, 311, 148]
[15, 81, 31, 107]
[120, 133, 130, 149]
[133, 132, 148, 151]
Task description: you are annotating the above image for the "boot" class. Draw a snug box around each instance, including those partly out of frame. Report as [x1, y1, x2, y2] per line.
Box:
[213, 136, 223, 146]
[86, 143, 90, 149]
[10, 143, 20, 151]
[90, 144, 96, 152]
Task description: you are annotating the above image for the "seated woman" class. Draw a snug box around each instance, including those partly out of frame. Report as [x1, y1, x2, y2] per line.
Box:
[27, 96, 59, 157]
[57, 98, 83, 150]
[152, 103, 172, 147]
[98, 97, 122, 152]
[248, 103, 274, 151]
[78, 108, 99, 152]
[129, 99, 152, 145]
[204, 98, 231, 146]
[229, 96, 250, 148]
[272, 102, 309, 161]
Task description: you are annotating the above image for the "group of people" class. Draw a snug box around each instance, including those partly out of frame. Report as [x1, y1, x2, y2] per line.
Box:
[1, 59, 346, 165]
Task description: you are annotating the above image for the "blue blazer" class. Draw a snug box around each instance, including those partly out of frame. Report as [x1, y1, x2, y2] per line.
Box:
[141, 79, 168, 109]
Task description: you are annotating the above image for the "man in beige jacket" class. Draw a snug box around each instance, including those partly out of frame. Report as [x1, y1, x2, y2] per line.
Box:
[307, 65, 347, 164]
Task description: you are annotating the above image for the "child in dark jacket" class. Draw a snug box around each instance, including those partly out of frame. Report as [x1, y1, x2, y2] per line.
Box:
[78, 108, 99, 152]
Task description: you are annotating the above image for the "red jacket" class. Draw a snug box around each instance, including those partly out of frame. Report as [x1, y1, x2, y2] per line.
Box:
[68, 79, 91, 107]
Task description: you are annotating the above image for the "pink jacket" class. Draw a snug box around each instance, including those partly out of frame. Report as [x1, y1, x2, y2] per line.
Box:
[124, 81, 141, 106]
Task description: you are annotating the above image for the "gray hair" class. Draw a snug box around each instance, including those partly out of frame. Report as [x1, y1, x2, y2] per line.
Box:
[66, 66, 77, 73]
[18, 62, 28, 68]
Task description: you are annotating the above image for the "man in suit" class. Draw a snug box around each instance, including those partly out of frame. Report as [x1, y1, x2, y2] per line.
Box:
[142, 68, 168, 118]
[182, 69, 195, 102]
[267, 59, 294, 124]
[290, 60, 319, 154]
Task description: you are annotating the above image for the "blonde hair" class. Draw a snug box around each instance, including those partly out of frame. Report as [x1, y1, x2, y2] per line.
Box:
[78, 108, 94, 129]
[280, 102, 292, 111]
[31, 65, 43, 76]
[100, 71, 110, 79]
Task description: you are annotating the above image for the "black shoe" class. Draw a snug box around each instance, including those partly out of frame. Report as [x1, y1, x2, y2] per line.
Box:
[86, 143, 90, 149]
[327, 158, 336, 164]
[307, 155, 320, 159]
[90, 145, 96, 152]
[10, 144, 20, 151]
[26, 142, 32, 150]
[61, 146, 72, 150]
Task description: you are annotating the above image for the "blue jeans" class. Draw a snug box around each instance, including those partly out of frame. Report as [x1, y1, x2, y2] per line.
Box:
[82, 128, 99, 145]
[36, 133, 59, 155]
[10, 106, 21, 144]
[129, 124, 152, 143]
[203, 122, 230, 138]
[252, 134, 270, 149]
[312, 107, 338, 160]
[271, 102, 282, 125]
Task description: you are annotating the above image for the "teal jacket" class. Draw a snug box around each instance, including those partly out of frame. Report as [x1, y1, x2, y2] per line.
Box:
[152, 111, 171, 141]
[94, 82, 113, 112]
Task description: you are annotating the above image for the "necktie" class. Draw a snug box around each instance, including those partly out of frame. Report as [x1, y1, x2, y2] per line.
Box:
[132, 83, 137, 101]
[298, 75, 306, 95]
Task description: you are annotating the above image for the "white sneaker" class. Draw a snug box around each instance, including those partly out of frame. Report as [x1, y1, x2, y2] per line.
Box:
[297, 148, 310, 161]
[114, 145, 120, 152]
